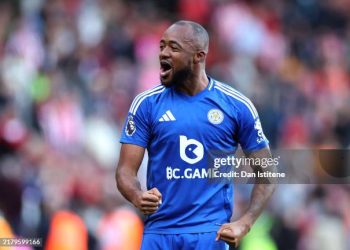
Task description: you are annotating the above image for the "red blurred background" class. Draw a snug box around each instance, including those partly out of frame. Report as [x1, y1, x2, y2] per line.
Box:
[0, 0, 349, 249]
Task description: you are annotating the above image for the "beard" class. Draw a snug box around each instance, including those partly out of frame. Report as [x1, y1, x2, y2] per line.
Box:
[161, 65, 192, 88]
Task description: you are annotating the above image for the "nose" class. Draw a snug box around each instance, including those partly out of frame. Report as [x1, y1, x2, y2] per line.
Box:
[159, 46, 170, 59]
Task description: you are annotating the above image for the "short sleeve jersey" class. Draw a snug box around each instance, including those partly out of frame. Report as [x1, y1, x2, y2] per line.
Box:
[120, 77, 269, 234]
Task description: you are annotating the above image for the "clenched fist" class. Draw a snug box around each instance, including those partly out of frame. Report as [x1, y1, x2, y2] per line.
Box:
[134, 187, 162, 215]
[216, 218, 252, 248]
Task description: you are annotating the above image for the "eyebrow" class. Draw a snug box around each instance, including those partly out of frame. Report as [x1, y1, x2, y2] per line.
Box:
[160, 39, 183, 49]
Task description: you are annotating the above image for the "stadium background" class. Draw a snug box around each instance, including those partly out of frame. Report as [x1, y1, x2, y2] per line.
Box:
[0, 0, 349, 249]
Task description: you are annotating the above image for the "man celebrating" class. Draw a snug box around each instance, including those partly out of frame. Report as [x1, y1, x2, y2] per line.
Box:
[116, 20, 275, 249]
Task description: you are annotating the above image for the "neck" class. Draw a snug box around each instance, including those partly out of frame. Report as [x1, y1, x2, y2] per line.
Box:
[175, 70, 209, 96]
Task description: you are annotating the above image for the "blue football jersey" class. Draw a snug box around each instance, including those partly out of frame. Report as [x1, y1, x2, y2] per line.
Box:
[120, 77, 268, 234]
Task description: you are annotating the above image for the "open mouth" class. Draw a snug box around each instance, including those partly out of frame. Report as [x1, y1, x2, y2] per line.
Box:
[160, 61, 172, 78]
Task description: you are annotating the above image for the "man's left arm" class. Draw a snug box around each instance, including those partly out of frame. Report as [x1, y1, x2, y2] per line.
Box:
[216, 146, 276, 247]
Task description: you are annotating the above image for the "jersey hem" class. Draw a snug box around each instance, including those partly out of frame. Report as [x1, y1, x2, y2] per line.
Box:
[143, 226, 220, 234]
[119, 140, 147, 148]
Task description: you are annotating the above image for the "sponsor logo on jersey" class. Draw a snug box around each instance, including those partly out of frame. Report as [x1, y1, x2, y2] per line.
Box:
[125, 115, 136, 136]
[207, 109, 224, 125]
[179, 136, 204, 164]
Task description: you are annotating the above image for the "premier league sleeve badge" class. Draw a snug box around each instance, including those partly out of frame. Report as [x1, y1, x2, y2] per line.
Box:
[125, 115, 136, 136]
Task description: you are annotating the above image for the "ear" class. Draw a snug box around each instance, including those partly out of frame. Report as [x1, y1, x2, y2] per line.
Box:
[193, 51, 206, 64]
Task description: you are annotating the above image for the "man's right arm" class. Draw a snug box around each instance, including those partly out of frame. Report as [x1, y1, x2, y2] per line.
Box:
[116, 143, 162, 215]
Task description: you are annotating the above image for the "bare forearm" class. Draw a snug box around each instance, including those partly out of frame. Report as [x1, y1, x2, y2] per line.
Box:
[242, 147, 276, 225]
[116, 169, 142, 206]
[221, 182, 275, 246]
[243, 183, 275, 224]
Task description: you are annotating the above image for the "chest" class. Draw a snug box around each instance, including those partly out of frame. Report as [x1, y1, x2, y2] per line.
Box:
[150, 97, 238, 147]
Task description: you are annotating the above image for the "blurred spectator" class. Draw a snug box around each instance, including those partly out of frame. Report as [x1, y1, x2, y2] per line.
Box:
[97, 208, 143, 250]
[45, 210, 88, 250]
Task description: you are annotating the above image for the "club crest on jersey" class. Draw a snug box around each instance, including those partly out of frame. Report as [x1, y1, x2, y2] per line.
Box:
[207, 109, 224, 125]
[125, 115, 136, 136]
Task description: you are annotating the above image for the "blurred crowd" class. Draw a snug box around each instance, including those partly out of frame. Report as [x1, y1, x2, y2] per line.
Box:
[0, 0, 349, 249]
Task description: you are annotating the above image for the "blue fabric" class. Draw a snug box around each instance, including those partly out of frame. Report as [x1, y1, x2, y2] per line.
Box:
[120, 77, 269, 234]
[140, 232, 228, 250]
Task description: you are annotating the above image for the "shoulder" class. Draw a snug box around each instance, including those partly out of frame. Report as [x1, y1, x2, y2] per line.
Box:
[212, 79, 258, 119]
[129, 85, 166, 115]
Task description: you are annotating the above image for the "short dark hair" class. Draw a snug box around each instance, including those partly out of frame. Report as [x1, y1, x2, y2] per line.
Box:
[173, 20, 209, 52]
